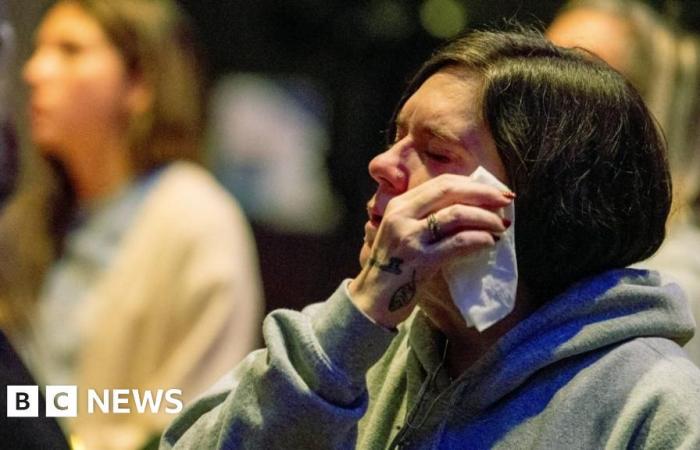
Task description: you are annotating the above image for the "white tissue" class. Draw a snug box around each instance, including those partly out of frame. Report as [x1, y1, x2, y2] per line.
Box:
[442, 166, 518, 332]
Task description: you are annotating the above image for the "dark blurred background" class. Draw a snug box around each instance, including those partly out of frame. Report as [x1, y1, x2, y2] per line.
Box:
[7, 0, 700, 313]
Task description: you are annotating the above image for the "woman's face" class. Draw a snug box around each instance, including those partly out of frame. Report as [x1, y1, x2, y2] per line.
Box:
[361, 67, 507, 266]
[23, 1, 135, 159]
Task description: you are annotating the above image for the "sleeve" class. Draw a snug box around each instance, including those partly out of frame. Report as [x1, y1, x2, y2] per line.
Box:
[630, 386, 700, 450]
[159, 281, 397, 450]
[608, 356, 700, 450]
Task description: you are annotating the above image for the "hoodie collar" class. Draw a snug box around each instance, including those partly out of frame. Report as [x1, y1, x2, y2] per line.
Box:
[408, 268, 694, 413]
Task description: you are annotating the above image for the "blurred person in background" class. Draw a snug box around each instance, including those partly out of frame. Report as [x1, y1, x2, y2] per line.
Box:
[0, 9, 70, 450]
[0, 0, 264, 448]
[548, 0, 700, 366]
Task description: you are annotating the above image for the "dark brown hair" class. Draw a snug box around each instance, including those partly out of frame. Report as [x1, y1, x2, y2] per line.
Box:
[391, 29, 672, 302]
[553, 0, 700, 228]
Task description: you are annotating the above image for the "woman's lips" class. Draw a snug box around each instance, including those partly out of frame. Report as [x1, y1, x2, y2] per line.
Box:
[367, 204, 383, 227]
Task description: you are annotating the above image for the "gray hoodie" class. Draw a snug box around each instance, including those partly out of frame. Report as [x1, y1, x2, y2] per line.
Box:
[161, 268, 700, 449]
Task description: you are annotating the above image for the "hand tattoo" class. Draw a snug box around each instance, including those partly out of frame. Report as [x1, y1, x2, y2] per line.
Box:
[388, 270, 417, 312]
[369, 256, 403, 275]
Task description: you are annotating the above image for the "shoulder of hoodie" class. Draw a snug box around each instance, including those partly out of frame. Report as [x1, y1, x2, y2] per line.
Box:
[584, 336, 700, 405]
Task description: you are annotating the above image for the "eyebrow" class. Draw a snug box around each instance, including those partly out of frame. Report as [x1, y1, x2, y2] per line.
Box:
[427, 125, 461, 144]
[395, 116, 460, 141]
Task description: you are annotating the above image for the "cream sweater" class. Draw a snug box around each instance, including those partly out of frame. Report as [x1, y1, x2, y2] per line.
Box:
[41, 162, 263, 449]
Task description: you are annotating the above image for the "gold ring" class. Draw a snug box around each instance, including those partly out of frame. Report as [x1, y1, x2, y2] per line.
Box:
[427, 213, 441, 241]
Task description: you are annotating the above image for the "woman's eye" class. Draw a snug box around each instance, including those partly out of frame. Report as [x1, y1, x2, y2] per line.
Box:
[58, 41, 82, 56]
[425, 151, 451, 164]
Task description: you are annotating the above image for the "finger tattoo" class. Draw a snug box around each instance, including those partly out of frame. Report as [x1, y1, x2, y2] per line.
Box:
[388, 270, 417, 312]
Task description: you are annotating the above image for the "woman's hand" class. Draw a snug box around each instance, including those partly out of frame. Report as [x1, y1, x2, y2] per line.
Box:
[348, 174, 513, 328]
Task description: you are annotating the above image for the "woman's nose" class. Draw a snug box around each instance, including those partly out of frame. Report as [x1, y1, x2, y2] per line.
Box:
[368, 142, 408, 194]
[22, 53, 40, 87]
[22, 48, 51, 87]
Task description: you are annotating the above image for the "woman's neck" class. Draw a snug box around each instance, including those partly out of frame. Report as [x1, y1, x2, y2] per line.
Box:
[419, 279, 536, 380]
[60, 139, 134, 203]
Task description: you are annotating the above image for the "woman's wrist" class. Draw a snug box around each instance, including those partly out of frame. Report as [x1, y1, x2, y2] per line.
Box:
[348, 267, 417, 329]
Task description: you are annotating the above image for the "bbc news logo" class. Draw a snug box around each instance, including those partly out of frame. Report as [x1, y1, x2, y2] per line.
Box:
[6, 385, 183, 417]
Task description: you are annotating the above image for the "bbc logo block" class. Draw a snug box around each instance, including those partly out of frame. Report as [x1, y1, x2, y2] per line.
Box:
[7, 385, 77, 417]
[46, 385, 77, 417]
[7, 386, 39, 417]
[6, 385, 183, 417]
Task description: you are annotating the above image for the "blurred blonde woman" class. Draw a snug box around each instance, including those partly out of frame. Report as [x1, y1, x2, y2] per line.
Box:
[2, 0, 264, 448]
[548, 0, 700, 366]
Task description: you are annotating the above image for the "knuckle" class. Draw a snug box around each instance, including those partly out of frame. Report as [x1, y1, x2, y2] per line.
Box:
[453, 231, 491, 248]
[452, 233, 469, 247]
[437, 180, 455, 198]
[401, 237, 421, 256]
[382, 215, 402, 234]
[449, 205, 470, 223]
[385, 197, 401, 213]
